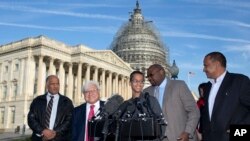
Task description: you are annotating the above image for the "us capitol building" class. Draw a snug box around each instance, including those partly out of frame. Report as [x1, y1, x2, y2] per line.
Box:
[0, 1, 173, 132]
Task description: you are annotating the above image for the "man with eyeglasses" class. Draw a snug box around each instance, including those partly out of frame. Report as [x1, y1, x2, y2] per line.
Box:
[72, 81, 105, 141]
[143, 64, 200, 141]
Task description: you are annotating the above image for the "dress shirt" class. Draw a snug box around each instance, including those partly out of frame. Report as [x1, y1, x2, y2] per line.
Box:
[155, 78, 167, 108]
[208, 71, 226, 120]
[46, 93, 59, 130]
[84, 101, 100, 140]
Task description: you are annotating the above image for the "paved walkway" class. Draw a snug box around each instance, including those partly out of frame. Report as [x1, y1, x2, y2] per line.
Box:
[0, 130, 32, 141]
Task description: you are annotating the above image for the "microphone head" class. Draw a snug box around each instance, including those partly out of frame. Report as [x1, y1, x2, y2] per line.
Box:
[102, 94, 124, 117]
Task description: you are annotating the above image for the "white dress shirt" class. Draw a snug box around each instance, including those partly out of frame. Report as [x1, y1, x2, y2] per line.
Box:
[84, 101, 100, 140]
[46, 93, 59, 130]
[208, 71, 226, 120]
[155, 78, 167, 108]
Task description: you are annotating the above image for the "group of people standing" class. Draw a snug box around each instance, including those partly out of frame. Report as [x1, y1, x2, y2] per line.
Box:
[27, 51, 250, 141]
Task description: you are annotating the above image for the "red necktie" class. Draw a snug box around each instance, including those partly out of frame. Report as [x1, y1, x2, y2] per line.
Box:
[86, 105, 95, 141]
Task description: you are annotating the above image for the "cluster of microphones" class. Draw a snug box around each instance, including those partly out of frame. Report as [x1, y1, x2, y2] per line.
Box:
[89, 92, 167, 141]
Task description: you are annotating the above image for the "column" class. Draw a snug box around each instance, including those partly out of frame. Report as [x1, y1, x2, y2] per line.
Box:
[36, 56, 44, 95]
[85, 64, 90, 81]
[58, 61, 65, 95]
[19, 58, 25, 96]
[118, 75, 122, 95]
[67, 63, 73, 100]
[93, 67, 98, 82]
[108, 71, 112, 97]
[125, 77, 131, 99]
[48, 58, 56, 75]
[23, 56, 35, 97]
[121, 76, 125, 97]
[114, 73, 118, 94]
[76, 63, 82, 104]
[100, 69, 106, 98]
[7, 61, 12, 100]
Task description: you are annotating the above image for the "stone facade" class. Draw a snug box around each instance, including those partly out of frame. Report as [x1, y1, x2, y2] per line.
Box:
[0, 35, 133, 131]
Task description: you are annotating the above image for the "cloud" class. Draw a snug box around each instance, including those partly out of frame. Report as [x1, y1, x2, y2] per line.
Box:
[0, 3, 126, 21]
[162, 31, 250, 44]
[0, 22, 117, 33]
[182, 0, 250, 9]
[225, 44, 250, 60]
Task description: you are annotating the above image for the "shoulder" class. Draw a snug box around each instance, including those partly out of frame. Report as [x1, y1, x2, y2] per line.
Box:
[143, 86, 154, 94]
[74, 103, 86, 112]
[59, 94, 73, 102]
[32, 94, 46, 102]
[228, 72, 249, 80]
[168, 79, 189, 89]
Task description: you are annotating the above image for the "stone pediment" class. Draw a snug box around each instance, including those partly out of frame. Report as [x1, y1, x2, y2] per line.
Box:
[84, 50, 132, 70]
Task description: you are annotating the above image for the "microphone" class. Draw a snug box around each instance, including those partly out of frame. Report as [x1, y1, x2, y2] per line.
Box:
[98, 94, 124, 119]
[119, 102, 136, 120]
[143, 92, 154, 117]
[113, 101, 129, 119]
[144, 92, 167, 125]
[101, 94, 124, 137]
[134, 97, 146, 117]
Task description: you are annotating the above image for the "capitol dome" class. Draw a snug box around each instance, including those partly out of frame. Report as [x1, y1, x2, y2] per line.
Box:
[110, 1, 171, 76]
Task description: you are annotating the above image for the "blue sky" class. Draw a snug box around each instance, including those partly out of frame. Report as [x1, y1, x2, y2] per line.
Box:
[0, 0, 250, 94]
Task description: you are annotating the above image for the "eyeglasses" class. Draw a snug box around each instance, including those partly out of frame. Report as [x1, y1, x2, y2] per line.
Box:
[84, 89, 98, 94]
[131, 80, 145, 84]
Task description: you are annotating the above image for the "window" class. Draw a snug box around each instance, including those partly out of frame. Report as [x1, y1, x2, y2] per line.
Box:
[5, 66, 8, 73]
[0, 107, 4, 124]
[13, 84, 18, 97]
[10, 106, 15, 124]
[15, 63, 19, 71]
[3, 86, 7, 98]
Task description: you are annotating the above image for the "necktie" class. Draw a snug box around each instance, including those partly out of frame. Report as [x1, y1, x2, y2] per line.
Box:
[45, 95, 54, 129]
[86, 105, 95, 141]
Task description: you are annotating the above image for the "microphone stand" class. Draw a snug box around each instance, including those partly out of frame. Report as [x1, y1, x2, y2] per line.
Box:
[115, 118, 120, 141]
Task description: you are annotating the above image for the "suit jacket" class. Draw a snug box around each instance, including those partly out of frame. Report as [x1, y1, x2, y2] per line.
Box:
[201, 72, 250, 141]
[144, 78, 200, 141]
[28, 93, 74, 141]
[72, 101, 105, 141]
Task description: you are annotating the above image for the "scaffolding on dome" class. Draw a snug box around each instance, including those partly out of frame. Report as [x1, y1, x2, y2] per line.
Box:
[110, 0, 171, 77]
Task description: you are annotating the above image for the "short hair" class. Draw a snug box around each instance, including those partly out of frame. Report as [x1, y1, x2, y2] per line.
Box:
[148, 64, 164, 71]
[205, 52, 227, 68]
[46, 75, 59, 84]
[130, 71, 144, 82]
[82, 81, 100, 93]
[198, 83, 206, 95]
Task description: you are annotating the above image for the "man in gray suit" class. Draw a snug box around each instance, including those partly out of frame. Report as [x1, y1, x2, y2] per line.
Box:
[143, 64, 200, 141]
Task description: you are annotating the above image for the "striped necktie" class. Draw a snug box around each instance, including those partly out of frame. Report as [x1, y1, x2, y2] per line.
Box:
[45, 95, 54, 129]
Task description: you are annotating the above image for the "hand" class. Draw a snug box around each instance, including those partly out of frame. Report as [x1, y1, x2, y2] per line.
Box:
[177, 132, 189, 141]
[42, 129, 56, 140]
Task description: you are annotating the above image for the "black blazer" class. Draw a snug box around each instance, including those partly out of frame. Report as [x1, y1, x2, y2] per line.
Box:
[28, 93, 74, 141]
[201, 72, 250, 141]
[72, 101, 105, 141]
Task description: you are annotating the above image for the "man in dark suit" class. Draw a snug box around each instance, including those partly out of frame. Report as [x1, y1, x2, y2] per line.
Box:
[143, 64, 200, 141]
[201, 51, 250, 141]
[72, 81, 105, 141]
[28, 75, 74, 141]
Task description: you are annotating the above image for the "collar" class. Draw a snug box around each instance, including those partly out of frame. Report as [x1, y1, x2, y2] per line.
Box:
[209, 71, 227, 84]
[87, 100, 100, 108]
[47, 92, 59, 99]
[159, 77, 167, 88]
